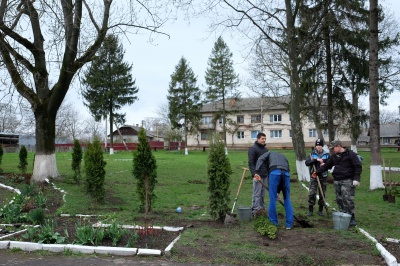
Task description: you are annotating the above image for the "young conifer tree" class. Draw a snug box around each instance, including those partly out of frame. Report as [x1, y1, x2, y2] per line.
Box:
[207, 134, 232, 221]
[133, 128, 157, 214]
[18, 145, 28, 174]
[71, 139, 83, 183]
[84, 139, 106, 203]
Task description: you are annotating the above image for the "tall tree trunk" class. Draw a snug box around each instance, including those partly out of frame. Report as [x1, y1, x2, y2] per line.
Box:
[32, 106, 60, 181]
[369, 0, 383, 190]
[325, 27, 334, 143]
[109, 111, 114, 154]
[286, 0, 308, 181]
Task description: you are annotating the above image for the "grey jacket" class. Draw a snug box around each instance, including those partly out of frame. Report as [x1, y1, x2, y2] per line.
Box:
[255, 151, 290, 175]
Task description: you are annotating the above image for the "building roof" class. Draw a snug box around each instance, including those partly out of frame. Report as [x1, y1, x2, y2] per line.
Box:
[111, 125, 157, 138]
[358, 123, 400, 141]
[200, 96, 291, 113]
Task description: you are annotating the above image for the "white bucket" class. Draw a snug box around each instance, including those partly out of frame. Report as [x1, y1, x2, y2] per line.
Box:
[332, 212, 352, 230]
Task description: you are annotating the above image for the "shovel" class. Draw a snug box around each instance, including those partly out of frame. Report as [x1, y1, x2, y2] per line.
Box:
[382, 158, 389, 201]
[256, 179, 312, 228]
[310, 155, 330, 217]
[224, 167, 248, 224]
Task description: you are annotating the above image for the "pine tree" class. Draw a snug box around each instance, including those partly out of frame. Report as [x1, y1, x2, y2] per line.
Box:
[84, 139, 107, 203]
[167, 57, 202, 154]
[205, 36, 240, 145]
[71, 139, 83, 183]
[82, 34, 138, 154]
[132, 128, 157, 214]
[207, 134, 232, 221]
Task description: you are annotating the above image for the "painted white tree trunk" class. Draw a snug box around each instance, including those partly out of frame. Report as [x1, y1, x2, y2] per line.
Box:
[185, 148, 188, 155]
[225, 147, 228, 155]
[296, 160, 309, 181]
[351, 144, 358, 153]
[109, 147, 114, 155]
[32, 154, 60, 182]
[370, 165, 384, 190]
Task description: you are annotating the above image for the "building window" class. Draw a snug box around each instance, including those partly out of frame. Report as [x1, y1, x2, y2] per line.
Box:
[201, 116, 212, 125]
[382, 137, 391, 144]
[251, 114, 261, 123]
[270, 130, 282, 138]
[201, 132, 209, 140]
[270, 114, 282, 122]
[289, 130, 292, 138]
[237, 115, 244, 124]
[251, 131, 260, 139]
[237, 131, 245, 139]
[309, 129, 317, 138]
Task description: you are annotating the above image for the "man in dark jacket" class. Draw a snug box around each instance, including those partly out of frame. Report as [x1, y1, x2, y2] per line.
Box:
[313, 140, 362, 226]
[255, 151, 294, 229]
[248, 132, 268, 216]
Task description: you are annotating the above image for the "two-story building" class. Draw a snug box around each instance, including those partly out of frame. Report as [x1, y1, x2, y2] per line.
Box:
[186, 96, 351, 148]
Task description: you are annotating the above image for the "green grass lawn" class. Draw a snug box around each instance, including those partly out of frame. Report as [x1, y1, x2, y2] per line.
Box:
[1, 147, 399, 241]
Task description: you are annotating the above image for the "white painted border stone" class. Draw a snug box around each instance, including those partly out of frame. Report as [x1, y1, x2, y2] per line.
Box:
[9, 241, 42, 252]
[137, 248, 162, 256]
[42, 244, 66, 253]
[358, 228, 398, 266]
[93, 246, 137, 256]
[66, 244, 95, 254]
[0, 241, 9, 249]
[164, 235, 181, 257]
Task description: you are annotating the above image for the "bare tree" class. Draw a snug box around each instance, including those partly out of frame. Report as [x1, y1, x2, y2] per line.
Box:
[82, 117, 104, 143]
[194, 0, 328, 180]
[0, 102, 22, 133]
[379, 109, 399, 124]
[0, 1, 178, 182]
[56, 101, 83, 140]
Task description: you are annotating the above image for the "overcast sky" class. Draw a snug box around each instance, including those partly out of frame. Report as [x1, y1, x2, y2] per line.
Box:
[68, 0, 400, 127]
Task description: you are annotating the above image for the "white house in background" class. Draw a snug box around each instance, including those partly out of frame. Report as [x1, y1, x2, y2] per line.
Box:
[109, 125, 164, 142]
[186, 96, 352, 148]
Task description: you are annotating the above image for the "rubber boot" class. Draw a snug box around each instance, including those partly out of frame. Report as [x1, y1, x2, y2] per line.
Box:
[317, 205, 324, 216]
[307, 206, 313, 216]
[349, 214, 357, 226]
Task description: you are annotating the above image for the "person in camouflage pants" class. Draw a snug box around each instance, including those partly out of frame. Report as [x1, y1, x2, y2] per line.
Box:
[313, 140, 362, 226]
[305, 139, 330, 216]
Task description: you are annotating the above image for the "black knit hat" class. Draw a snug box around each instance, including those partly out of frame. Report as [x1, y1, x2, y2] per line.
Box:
[315, 139, 324, 146]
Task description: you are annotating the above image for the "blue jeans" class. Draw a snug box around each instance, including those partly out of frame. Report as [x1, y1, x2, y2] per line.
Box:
[268, 169, 294, 228]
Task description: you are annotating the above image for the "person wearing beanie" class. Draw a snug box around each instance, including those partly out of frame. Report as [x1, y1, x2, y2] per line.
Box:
[305, 139, 330, 216]
[248, 132, 268, 216]
[313, 140, 362, 226]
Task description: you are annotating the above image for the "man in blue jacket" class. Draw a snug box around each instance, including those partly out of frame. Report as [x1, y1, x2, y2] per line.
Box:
[255, 151, 294, 230]
[313, 140, 362, 226]
[305, 139, 330, 216]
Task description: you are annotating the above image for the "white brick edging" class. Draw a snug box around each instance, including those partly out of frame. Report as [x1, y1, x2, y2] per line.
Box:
[358, 228, 398, 266]
[301, 181, 398, 266]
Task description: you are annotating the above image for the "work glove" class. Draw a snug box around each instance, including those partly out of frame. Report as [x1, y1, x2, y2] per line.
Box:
[311, 172, 317, 179]
[254, 174, 261, 181]
[352, 180, 360, 186]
